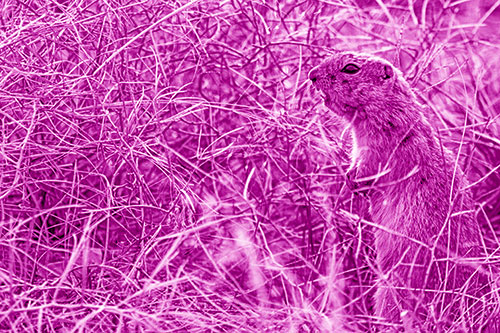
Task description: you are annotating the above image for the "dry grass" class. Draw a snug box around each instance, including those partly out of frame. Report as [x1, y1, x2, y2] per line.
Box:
[0, 0, 499, 332]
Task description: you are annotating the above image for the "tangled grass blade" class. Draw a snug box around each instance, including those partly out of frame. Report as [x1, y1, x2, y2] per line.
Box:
[0, 0, 499, 332]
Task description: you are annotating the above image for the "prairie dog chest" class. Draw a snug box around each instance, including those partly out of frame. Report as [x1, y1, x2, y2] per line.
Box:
[346, 130, 364, 175]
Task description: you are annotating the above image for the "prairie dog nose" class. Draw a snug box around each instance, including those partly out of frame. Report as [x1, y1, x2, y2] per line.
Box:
[308, 68, 318, 82]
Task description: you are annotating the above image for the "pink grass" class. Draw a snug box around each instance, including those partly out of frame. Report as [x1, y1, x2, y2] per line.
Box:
[0, 0, 499, 332]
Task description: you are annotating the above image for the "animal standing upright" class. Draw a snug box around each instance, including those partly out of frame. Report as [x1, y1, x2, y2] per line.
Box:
[309, 51, 496, 331]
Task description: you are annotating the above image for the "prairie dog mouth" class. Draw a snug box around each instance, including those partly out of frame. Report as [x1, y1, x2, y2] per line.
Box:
[310, 82, 325, 97]
[310, 82, 320, 92]
[319, 90, 330, 103]
[310, 81, 332, 104]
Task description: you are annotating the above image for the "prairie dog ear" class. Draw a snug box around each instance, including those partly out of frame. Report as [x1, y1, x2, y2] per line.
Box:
[382, 64, 393, 80]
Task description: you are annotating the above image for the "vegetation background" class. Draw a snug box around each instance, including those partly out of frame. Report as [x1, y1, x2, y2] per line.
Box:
[0, 0, 499, 331]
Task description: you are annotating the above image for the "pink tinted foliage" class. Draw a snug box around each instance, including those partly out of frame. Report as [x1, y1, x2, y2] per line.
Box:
[0, 0, 498, 332]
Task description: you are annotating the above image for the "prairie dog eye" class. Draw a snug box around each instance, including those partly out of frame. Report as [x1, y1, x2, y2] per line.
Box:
[341, 64, 360, 74]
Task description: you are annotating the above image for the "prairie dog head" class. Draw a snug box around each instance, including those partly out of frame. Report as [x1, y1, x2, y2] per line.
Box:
[309, 52, 413, 119]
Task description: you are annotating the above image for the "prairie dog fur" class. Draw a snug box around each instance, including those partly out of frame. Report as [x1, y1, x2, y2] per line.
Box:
[309, 51, 496, 331]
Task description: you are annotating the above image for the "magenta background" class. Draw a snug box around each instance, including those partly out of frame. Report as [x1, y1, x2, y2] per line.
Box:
[0, 1, 499, 332]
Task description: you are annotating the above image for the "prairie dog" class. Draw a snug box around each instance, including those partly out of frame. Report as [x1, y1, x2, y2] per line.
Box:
[309, 51, 495, 331]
